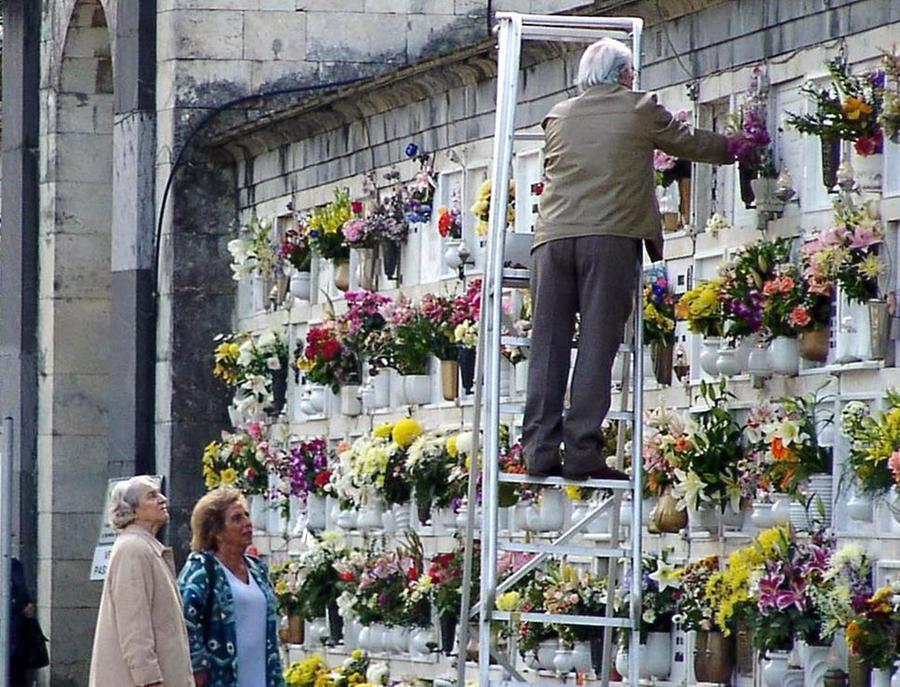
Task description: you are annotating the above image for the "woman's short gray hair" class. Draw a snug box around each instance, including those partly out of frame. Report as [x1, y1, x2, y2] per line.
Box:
[108, 475, 160, 530]
[576, 38, 633, 90]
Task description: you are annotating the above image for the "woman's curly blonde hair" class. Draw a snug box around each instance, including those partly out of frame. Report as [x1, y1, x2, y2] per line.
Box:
[190, 485, 247, 552]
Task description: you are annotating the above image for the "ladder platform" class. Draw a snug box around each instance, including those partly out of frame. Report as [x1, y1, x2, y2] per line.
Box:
[490, 610, 632, 628]
[513, 131, 544, 141]
[500, 335, 634, 355]
[498, 541, 629, 558]
[501, 267, 531, 288]
[497, 473, 632, 490]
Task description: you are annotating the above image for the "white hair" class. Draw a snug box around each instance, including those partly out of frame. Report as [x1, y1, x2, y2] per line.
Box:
[576, 38, 633, 90]
[108, 475, 160, 530]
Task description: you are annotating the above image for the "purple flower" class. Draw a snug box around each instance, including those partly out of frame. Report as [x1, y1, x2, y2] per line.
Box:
[405, 143, 419, 158]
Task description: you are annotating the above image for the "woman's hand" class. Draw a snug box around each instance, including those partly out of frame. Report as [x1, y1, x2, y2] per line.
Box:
[194, 670, 209, 687]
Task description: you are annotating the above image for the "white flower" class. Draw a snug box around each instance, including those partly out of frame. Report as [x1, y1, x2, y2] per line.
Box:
[705, 213, 730, 236]
[642, 609, 657, 624]
[266, 356, 281, 370]
[671, 469, 708, 512]
[366, 661, 390, 685]
[648, 559, 682, 593]
[236, 339, 255, 367]
[456, 431, 474, 457]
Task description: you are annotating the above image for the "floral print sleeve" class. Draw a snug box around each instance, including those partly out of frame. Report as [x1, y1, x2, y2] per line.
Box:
[177, 553, 215, 673]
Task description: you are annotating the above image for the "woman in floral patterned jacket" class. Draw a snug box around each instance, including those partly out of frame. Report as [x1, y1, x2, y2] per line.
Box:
[178, 486, 285, 687]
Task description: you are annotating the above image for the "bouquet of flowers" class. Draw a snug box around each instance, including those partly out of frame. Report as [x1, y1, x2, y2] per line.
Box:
[507, 571, 559, 655]
[425, 540, 476, 621]
[676, 279, 724, 337]
[275, 436, 332, 503]
[201, 422, 270, 494]
[635, 553, 680, 640]
[366, 181, 410, 245]
[471, 179, 516, 237]
[450, 279, 482, 348]
[280, 223, 312, 271]
[880, 46, 900, 143]
[305, 188, 352, 262]
[403, 144, 437, 224]
[642, 407, 692, 498]
[227, 216, 281, 281]
[501, 293, 531, 366]
[841, 392, 900, 495]
[420, 292, 460, 361]
[346, 431, 411, 507]
[720, 237, 792, 341]
[786, 48, 885, 155]
[542, 565, 610, 642]
[672, 381, 743, 513]
[270, 558, 305, 617]
[374, 296, 433, 375]
[296, 320, 361, 393]
[406, 431, 459, 518]
[213, 328, 289, 398]
[673, 557, 719, 632]
[342, 216, 377, 249]
[354, 540, 422, 626]
[437, 188, 463, 239]
[846, 584, 900, 671]
[808, 543, 873, 644]
[643, 273, 677, 345]
[726, 65, 776, 176]
[760, 263, 807, 339]
[802, 197, 884, 304]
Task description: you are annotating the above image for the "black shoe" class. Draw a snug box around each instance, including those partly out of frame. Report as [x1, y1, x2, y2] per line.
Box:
[562, 463, 629, 481]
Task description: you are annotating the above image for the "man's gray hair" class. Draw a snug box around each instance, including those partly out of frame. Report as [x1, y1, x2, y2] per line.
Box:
[576, 38, 633, 90]
[108, 475, 160, 530]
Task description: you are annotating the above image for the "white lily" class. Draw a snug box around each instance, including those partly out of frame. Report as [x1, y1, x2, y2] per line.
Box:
[648, 558, 682, 592]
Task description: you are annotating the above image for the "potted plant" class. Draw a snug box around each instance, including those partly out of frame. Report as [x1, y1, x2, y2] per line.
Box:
[421, 293, 461, 400]
[786, 48, 886, 190]
[271, 559, 306, 644]
[403, 143, 437, 224]
[726, 65, 779, 210]
[643, 408, 691, 533]
[406, 432, 458, 524]
[471, 178, 515, 237]
[450, 280, 482, 395]
[642, 270, 677, 385]
[675, 278, 724, 376]
[280, 223, 313, 301]
[760, 263, 806, 375]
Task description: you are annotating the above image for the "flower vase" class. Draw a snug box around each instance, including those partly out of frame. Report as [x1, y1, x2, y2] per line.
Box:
[651, 492, 687, 533]
[440, 613, 458, 655]
[770, 493, 792, 525]
[537, 639, 558, 671]
[306, 616, 328, 649]
[750, 501, 777, 529]
[644, 632, 672, 679]
[572, 641, 592, 674]
[440, 359, 459, 401]
[716, 346, 741, 377]
[771, 336, 800, 375]
[694, 631, 733, 683]
[249, 495, 266, 533]
[285, 614, 304, 644]
[381, 238, 400, 279]
[401, 373, 432, 405]
[308, 385, 326, 414]
[499, 359, 512, 396]
[553, 647, 576, 675]
[327, 599, 343, 644]
[458, 347, 476, 394]
[392, 502, 412, 532]
[355, 247, 378, 291]
[735, 337, 753, 372]
[891, 662, 900, 687]
[801, 328, 830, 363]
[537, 489, 566, 531]
[803, 644, 831, 687]
[847, 489, 874, 522]
[852, 150, 883, 191]
[662, 211, 680, 232]
[409, 626, 433, 657]
[333, 259, 350, 292]
[306, 493, 327, 532]
[289, 270, 311, 301]
[700, 337, 721, 376]
[738, 162, 758, 208]
[651, 341, 674, 385]
[689, 504, 719, 534]
[872, 668, 891, 687]
[752, 176, 785, 214]
[847, 655, 869, 687]
[748, 340, 773, 377]
[614, 645, 629, 680]
[340, 385, 361, 416]
[514, 359, 529, 395]
[820, 135, 842, 190]
[442, 237, 464, 271]
[370, 371, 390, 408]
[763, 651, 791, 687]
[868, 299, 891, 360]
[357, 498, 384, 531]
[677, 175, 692, 227]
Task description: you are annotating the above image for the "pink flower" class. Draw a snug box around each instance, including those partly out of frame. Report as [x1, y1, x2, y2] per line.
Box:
[653, 149, 676, 171]
[789, 306, 811, 328]
[848, 226, 883, 250]
[247, 420, 264, 440]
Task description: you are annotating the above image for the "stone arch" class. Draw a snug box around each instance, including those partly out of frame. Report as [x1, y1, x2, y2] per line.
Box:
[37, 0, 114, 681]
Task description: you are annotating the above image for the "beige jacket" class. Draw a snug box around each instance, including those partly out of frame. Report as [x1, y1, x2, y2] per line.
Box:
[534, 83, 732, 261]
[88, 525, 194, 687]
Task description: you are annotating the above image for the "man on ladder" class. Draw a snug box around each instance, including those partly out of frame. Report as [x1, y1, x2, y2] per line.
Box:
[524, 37, 733, 481]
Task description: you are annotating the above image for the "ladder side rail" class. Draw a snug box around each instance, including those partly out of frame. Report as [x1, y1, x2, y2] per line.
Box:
[497, 12, 642, 30]
[629, 259, 645, 687]
[477, 13, 523, 687]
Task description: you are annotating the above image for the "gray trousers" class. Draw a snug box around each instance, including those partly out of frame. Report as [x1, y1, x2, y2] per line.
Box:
[523, 235, 639, 474]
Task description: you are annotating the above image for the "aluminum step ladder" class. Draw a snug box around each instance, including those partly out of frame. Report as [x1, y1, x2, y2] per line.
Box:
[455, 12, 646, 687]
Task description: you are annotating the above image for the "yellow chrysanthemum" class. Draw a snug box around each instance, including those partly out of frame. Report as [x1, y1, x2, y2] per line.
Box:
[220, 467, 238, 485]
[373, 422, 394, 439]
[392, 417, 423, 447]
[565, 485, 586, 501]
[495, 590, 521, 611]
[446, 435, 458, 457]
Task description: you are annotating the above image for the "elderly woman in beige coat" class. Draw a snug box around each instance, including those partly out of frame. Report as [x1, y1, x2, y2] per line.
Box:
[88, 475, 194, 687]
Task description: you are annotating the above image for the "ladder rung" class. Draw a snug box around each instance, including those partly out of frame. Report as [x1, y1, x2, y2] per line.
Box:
[500, 335, 635, 356]
[498, 473, 632, 490]
[498, 541, 628, 558]
[490, 610, 632, 628]
[501, 267, 530, 288]
[512, 131, 544, 141]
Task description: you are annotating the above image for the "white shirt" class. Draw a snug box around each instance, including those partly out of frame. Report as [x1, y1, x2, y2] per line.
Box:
[220, 561, 267, 687]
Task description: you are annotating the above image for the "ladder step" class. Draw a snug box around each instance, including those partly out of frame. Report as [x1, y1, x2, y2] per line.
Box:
[498, 541, 628, 558]
[501, 267, 530, 288]
[512, 131, 544, 141]
[499, 402, 633, 423]
[498, 473, 632, 490]
[490, 610, 632, 628]
[500, 336, 633, 355]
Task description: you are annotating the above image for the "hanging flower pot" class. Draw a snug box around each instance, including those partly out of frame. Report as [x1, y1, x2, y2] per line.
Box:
[327, 599, 343, 644]
[751, 176, 785, 214]
[800, 328, 830, 363]
[699, 337, 721, 376]
[763, 651, 791, 687]
[458, 347, 476, 394]
[439, 612, 458, 655]
[333, 259, 350, 291]
[401, 373, 432, 405]
[651, 340, 674, 385]
[289, 270, 311, 301]
[852, 150, 883, 191]
[738, 162, 758, 208]
[750, 501, 777, 529]
[868, 299, 891, 360]
[820, 135, 841, 190]
[285, 614, 304, 644]
[306, 493, 327, 532]
[715, 346, 741, 377]
[355, 246, 378, 291]
[340, 385, 361, 416]
[846, 489, 874, 522]
[440, 359, 459, 401]
[267, 365, 288, 416]
[381, 238, 400, 279]
[694, 631, 734, 684]
[771, 336, 800, 376]
[443, 237, 464, 270]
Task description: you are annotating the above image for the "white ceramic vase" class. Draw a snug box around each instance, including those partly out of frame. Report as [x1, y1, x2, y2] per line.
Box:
[552, 648, 576, 674]
[762, 651, 790, 687]
[748, 341, 773, 377]
[750, 501, 776, 529]
[572, 641, 592, 674]
[514, 359, 529, 395]
[716, 346, 740, 377]
[306, 493, 327, 532]
[700, 337, 721, 376]
[873, 668, 892, 687]
[847, 489, 875, 522]
[537, 488, 566, 531]
[536, 639, 558, 670]
[643, 632, 672, 678]
[401, 373, 432, 405]
[770, 493, 792, 525]
[392, 502, 412, 532]
[771, 336, 800, 375]
[852, 150, 883, 191]
[357, 498, 385, 531]
[340, 385, 361, 416]
[308, 385, 326, 413]
[289, 271, 311, 301]
[371, 371, 390, 408]
[802, 643, 830, 687]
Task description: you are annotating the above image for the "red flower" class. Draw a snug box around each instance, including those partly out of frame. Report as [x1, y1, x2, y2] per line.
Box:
[854, 129, 883, 156]
[351, 200, 364, 214]
[314, 471, 332, 488]
[438, 212, 453, 238]
[338, 571, 355, 582]
[319, 338, 341, 361]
